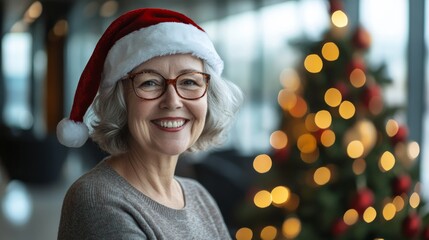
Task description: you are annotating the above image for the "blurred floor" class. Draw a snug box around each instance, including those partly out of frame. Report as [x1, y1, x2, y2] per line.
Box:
[0, 152, 85, 240]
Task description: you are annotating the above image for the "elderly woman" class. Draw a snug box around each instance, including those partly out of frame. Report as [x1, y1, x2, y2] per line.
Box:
[56, 8, 243, 240]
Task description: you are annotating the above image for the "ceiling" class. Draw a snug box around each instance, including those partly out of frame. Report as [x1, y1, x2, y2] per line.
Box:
[1, 0, 77, 35]
[1, 0, 291, 35]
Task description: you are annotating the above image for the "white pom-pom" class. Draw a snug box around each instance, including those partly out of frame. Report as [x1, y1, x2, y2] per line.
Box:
[56, 118, 89, 148]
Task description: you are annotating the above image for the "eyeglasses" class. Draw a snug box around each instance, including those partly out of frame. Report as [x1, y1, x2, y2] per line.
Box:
[123, 71, 210, 100]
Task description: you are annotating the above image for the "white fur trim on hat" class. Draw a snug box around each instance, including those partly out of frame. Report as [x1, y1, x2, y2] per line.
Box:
[101, 22, 223, 90]
[57, 118, 89, 148]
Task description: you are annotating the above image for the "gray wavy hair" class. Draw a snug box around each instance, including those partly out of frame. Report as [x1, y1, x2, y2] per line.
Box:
[88, 63, 243, 155]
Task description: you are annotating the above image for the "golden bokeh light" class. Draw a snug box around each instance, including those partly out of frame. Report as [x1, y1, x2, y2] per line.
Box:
[321, 42, 340, 61]
[261, 226, 278, 240]
[347, 140, 364, 159]
[343, 209, 359, 225]
[289, 96, 308, 118]
[339, 101, 356, 119]
[300, 149, 319, 164]
[280, 68, 301, 92]
[320, 129, 336, 147]
[304, 54, 323, 73]
[324, 88, 342, 107]
[270, 130, 288, 149]
[278, 90, 297, 110]
[395, 142, 414, 168]
[331, 10, 348, 28]
[236, 227, 253, 240]
[352, 158, 366, 175]
[282, 217, 301, 239]
[314, 167, 331, 186]
[385, 119, 399, 137]
[343, 119, 377, 158]
[100, 0, 119, 18]
[363, 207, 377, 223]
[349, 69, 366, 88]
[297, 133, 317, 154]
[26, 1, 43, 21]
[408, 141, 420, 160]
[305, 113, 319, 132]
[392, 196, 405, 212]
[314, 110, 332, 129]
[53, 19, 68, 37]
[254, 190, 272, 208]
[379, 151, 395, 172]
[271, 186, 290, 205]
[253, 154, 272, 174]
[382, 203, 396, 221]
[409, 192, 420, 208]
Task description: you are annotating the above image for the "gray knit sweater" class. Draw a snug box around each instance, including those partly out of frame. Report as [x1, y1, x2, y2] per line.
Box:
[57, 160, 232, 240]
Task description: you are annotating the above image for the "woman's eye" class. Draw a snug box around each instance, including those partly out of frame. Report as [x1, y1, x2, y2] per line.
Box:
[136, 79, 162, 90]
[142, 80, 159, 86]
[182, 79, 198, 85]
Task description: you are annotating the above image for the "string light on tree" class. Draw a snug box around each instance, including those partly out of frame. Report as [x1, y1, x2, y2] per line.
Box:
[235, 227, 253, 240]
[331, 10, 348, 28]
[304, 54, 323, 73]
[260, 226, 277, 240]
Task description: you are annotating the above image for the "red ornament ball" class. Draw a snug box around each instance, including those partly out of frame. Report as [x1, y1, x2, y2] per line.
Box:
[350, 188, 374, 214]
[352, 26, 372, 50]
[272, 147, 290, 163]
[347, 58, 366, 74]
[402, 213, 421, 238]
[331, 218, 348, 236]
[391, 125, 408, 145]
[333, 81, 349, 99]
[421, 225, 429, 240]
[362, 84, 382, 109]
[392, 174, 412, 196]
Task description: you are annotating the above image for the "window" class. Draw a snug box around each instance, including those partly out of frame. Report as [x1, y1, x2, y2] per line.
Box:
[1, 33, 33, 129]
[202, 0, 329, 154]
[360, 0, 408, 107]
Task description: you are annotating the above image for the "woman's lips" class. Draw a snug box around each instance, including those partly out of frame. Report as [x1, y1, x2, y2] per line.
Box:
[151, 118, 188, 131]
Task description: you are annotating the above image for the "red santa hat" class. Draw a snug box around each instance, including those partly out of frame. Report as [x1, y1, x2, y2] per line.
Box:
[57, 8, 223, 147]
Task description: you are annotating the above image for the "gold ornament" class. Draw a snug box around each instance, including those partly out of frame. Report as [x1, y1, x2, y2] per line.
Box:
[343, 119, 377, 157]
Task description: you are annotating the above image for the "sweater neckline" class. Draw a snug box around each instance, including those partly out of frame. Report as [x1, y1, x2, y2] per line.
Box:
[98, 159, 189, 215]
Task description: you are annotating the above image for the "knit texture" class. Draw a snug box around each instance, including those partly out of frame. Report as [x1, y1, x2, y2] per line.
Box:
[57, 160, 231, 240]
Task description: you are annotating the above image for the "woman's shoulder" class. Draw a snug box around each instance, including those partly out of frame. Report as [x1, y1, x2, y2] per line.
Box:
[62, 160, 123, 207]
[176, 176, 215, 202]
[175, 176, 203, 191]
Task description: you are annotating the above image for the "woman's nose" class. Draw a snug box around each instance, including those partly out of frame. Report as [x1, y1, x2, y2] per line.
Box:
[159, 85, 183, 109]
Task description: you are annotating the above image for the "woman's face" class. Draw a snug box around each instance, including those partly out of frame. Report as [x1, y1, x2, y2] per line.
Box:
[125, 54, 207, 156]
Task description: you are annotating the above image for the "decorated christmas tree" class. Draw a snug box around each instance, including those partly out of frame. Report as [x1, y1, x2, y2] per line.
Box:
[234, 1, 427, 239]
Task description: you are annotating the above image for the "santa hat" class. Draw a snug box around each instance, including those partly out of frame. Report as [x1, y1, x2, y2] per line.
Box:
[57, 8, 223, 148]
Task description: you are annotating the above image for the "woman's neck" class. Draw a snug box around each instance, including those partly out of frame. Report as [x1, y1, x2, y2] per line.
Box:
[107, 151, 184, 209]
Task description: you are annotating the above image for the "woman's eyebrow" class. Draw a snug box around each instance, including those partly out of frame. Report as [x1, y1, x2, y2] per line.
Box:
[177, 68, 203, 74]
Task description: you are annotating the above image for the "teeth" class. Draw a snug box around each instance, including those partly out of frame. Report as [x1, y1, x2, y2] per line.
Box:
[158, 120, 185, 128]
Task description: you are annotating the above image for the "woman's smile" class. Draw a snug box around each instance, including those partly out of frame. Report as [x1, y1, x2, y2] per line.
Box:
[152, 117, 189, 131]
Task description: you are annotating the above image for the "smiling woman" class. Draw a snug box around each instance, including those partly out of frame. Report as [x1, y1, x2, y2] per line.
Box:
[56, 8, 243, 240]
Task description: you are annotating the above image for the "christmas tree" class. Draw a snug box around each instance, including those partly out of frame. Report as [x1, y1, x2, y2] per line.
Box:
[234, 1, 428, 239]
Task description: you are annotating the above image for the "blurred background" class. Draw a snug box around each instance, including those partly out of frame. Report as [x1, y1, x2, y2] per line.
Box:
[0, 0, 427, 239]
